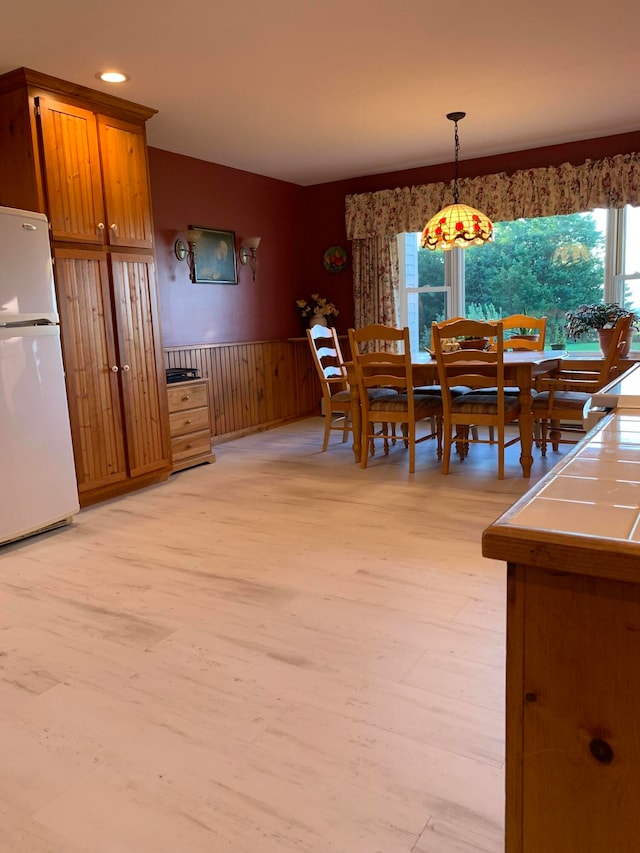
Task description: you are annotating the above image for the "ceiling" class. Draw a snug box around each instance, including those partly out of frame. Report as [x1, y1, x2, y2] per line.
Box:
[2, 0, 640, 186]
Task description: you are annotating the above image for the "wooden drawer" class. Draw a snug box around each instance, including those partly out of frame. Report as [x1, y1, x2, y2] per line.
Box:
[167, 383, 208, 413]
[166, 379, 215, 471]
[170, 430, 212, 463]
[169, 406, 210, 437]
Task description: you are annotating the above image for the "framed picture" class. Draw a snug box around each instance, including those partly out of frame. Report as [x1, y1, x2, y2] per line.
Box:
[191, 227, 238, 284]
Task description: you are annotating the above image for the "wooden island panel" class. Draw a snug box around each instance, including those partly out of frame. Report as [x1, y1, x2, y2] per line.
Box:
[483, 411, 640, 852]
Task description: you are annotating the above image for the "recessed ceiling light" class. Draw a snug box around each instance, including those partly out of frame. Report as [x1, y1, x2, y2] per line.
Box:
[96, 71, 129, 84]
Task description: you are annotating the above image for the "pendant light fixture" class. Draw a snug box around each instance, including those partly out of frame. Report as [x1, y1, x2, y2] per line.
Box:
[421, 112, 493, 251]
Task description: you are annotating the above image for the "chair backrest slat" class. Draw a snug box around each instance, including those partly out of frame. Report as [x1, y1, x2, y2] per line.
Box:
[348, 324, 414, 405]
[432, 318, 506, 417]
[306, 325, 348, 395]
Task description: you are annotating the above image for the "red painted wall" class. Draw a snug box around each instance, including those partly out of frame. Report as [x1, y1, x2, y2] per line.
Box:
[150, 132, 640, 346]
[148, 147, 303, 347]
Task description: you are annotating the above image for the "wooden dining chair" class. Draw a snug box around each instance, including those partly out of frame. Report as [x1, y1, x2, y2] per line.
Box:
[306, 325, 353, 451]
[432, 318, 522, 479]
[532, 313, 632, 455]
[488, 314, 547, 352]
[481, 314, 546, 443]
[348, 324, 442, 473]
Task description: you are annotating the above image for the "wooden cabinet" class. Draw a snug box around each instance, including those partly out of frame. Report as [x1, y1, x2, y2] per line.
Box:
[504, 565, 640, 853]
[0, 68, 170, 506]
[482, 423, 640, 853]
[37, 97, 105, 244]
[34, 96, 155, 248]
[167, 381, 215, 472]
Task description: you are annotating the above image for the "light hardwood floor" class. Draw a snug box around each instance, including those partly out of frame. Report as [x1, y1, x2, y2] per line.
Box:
[0, 418, 568, 853]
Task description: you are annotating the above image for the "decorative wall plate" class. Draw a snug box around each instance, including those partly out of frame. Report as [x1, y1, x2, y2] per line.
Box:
[323, 245, 348, 273]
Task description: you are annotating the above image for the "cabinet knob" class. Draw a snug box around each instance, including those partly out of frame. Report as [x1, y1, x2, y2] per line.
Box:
[111, 365, 119, 372]
[181, 394, 191, 401]
[185, 419, 192, 425]
[110, 223, 118, 235]
[121, 364, 130, 372]
[97, 222, 105, 232]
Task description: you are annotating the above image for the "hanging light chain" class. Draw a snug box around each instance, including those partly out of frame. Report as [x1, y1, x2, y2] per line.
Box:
[452, 119, 460, 203]
[446, 111, 465, 205]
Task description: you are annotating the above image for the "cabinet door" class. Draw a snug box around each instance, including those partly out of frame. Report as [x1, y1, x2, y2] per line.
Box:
[111, 253, 169, 477]
[98, 116, 154, 249]
[36, 97, 106, 244]
[520, 567, 640, 852]
[54, 249, 127, 493]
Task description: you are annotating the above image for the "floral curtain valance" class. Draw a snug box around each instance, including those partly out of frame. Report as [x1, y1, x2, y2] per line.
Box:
[345, 152, 640, 240]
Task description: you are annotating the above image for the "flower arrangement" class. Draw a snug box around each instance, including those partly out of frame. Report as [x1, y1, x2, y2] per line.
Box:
[296, 293, 339, 326]
[564, 302, 638, 340]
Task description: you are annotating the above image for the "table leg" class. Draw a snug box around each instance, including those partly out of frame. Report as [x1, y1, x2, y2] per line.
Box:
[517, 367, 534, 477]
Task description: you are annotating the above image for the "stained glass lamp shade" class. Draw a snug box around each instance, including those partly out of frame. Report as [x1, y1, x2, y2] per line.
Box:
[421, 112, 493, 252]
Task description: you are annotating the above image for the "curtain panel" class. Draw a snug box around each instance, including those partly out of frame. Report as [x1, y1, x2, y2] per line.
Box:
[351, 237, 399, 350]
[345, 152, 640, 239]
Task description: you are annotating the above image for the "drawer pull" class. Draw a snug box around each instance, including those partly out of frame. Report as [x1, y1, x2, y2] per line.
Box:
[182, 394, 191, 401]
[185, 419, 192, 425]
[186, 443, 193, 449]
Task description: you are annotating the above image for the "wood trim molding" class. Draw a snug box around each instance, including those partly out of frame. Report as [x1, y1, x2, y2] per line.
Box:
[165, 338, 322, 441]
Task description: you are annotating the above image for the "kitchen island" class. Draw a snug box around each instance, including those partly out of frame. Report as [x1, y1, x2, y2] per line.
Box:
[482, 402, 640, 853]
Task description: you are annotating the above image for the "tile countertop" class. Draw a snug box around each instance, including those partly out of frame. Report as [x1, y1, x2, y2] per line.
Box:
[482, 410, 640, 583]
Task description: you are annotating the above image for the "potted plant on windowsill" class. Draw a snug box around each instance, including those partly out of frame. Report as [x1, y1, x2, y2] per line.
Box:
[564, 303, 638, 357]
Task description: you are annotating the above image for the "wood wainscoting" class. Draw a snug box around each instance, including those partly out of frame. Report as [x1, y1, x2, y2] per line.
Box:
[165, 338, 322, 443]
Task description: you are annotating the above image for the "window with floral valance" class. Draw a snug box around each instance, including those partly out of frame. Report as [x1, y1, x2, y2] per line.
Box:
[345, 152, 640, 240]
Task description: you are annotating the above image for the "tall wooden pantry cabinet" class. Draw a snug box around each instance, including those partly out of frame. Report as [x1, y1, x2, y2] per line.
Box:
[0, 68, 170, 506]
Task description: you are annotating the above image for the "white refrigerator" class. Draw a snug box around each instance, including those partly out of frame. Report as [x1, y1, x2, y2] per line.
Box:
[0, 205, 79, 546]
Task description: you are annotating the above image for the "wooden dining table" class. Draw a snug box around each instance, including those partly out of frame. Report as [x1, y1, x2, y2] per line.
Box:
[345, 349, 567, 477]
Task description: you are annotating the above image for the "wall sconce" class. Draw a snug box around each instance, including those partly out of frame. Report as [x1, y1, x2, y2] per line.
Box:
[174, 229, 202, 282]
[239, 237, 261, 282]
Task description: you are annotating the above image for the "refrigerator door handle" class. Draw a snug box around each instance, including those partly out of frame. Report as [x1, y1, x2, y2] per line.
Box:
[0, 318, 55, 328]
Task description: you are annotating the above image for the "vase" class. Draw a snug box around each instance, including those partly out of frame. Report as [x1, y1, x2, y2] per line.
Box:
[597, 327, 632, 358]
[309, 312, 328, 328]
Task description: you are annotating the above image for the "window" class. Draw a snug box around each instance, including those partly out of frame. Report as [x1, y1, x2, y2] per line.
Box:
[616, 205, 640, 321]
[399, 207, 635, 353]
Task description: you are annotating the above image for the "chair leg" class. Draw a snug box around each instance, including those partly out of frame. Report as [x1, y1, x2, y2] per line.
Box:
[321, 407, 332, 452]
[341, 412, 350, 444]
[441, 425, 453, 474]
[498, 421, 505, 480]
[382, 423, 391, 455]
[533, 420, 541, 449]
[550, 419, 561, 452]
[408, 424, 415, 474]
[361, 418, 371, 468]
[539, 419, 548, 456]
[455, 426, 469, 460]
